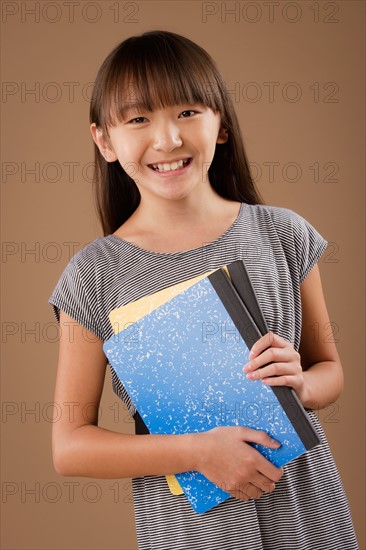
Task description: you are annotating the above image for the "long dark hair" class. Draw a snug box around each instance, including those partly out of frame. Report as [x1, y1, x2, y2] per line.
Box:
[90, 30, 265, 236]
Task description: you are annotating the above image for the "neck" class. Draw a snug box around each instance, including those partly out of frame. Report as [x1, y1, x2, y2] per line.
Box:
[132, 189, 236, 233]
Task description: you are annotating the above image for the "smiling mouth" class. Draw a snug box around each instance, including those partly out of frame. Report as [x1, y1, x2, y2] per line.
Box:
[148, 158, 192, 172]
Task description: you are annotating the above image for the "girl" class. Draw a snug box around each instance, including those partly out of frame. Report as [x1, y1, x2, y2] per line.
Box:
[48, 30, 358, 549]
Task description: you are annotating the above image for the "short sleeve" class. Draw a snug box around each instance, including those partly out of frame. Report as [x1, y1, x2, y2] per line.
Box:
[290, 210, 329, 284]
[267, 206, 328, 285]
[48, 252, 104, 341]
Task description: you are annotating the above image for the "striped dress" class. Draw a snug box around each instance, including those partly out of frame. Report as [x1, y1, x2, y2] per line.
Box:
[48, 203, 358, 550]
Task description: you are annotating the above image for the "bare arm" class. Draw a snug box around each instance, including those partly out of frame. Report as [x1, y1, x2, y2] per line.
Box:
[297, 263, 344, 409]
[52, 310, 198, 478]
[52, 310, 283, 501]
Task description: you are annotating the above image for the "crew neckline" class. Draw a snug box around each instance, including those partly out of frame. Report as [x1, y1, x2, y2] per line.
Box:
[106, 202, 246, 257]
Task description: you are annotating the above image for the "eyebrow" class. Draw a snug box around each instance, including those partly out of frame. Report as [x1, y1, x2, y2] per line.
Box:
[117, 101, 205, 120]
[118, 102, 153, 118]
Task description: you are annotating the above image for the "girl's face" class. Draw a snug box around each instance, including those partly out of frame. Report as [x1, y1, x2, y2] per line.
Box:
[90, 103, 228, 204]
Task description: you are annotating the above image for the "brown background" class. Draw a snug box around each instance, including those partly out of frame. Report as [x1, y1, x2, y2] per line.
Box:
[1, 1, 365, 549]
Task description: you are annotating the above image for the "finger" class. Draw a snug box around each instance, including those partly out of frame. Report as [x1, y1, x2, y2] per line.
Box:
[231, 482, 263, 501]
[261, 374, 297, 387]
[246, 362, 299, 380]
[231, 489, 250, 503]
[257, 454, 284, 482]
[242, 482, 263, 500]
[249, 332, 288, 359]
[238, 431, 283, 477]
[239, 429, 284, 481]
[224, 481, 250, 502]
[252, 473, 277, 493]
[239, 427, 281, 449]
[244, 347, 291, 373]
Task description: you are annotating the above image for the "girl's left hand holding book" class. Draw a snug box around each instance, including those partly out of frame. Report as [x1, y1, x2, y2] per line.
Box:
[243, 263, 344, 411]
[243, 331, 306, 400]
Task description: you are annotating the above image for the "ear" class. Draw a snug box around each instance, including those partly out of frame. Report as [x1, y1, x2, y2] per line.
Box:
[90, 123, 118, 162]
[216, 126, 229, 144]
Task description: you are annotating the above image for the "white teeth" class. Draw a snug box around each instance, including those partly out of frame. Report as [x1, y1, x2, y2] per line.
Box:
[152, 159, 188, 172]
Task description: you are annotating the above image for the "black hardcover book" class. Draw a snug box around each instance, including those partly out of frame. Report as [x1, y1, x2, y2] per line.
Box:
[133, 259, 319, 453]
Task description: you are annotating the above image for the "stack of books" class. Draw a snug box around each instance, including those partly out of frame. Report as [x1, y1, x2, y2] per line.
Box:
[103, 260, 320, 513]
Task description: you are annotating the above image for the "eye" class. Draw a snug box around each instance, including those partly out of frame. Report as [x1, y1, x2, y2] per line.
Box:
[126, 108, 199, 124]
[179, 110, 198, 118]
[128, 116, 147, 124]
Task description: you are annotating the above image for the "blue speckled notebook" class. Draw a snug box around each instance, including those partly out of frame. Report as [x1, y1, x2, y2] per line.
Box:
[103, 263, 320, 513]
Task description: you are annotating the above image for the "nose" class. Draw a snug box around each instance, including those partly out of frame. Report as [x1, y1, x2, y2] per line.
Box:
[152, 119, 183, 152]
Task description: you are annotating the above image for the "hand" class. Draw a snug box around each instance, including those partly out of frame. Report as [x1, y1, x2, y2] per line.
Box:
[194, 426, 284, 503]
[243, 331, 307, 400]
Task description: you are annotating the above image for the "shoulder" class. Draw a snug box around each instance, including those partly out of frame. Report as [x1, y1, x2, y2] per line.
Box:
[244, 203, 325, 241]
[244, 202, 308, 227]
[48, 236, 120, 341]
[50, 235, 120, 306]
[244, 203, 329, 283]
[66, 235, 119, 273]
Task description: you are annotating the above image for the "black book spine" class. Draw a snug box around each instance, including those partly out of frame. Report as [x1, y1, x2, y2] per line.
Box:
[226, 260, 268, 337]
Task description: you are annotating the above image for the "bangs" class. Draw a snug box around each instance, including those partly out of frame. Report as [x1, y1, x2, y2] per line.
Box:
[92, 32, 226, 133]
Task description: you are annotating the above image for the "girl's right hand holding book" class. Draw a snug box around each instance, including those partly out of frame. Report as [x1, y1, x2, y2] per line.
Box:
[192, 426, 284, 502]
